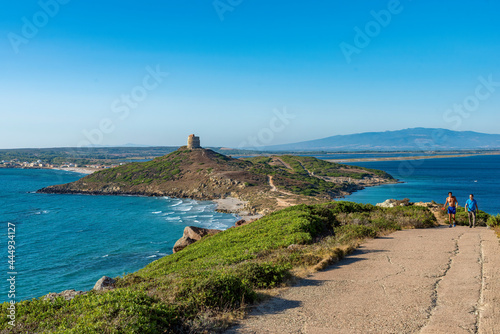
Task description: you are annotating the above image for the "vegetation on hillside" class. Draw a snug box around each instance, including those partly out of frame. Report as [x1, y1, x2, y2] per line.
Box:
[40, 149, 395, 204]
[2, 202, 437, 333]
[278, 155, 393, 180]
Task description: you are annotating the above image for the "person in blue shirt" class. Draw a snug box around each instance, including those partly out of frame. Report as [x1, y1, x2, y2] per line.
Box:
[465, 194, 479, 228]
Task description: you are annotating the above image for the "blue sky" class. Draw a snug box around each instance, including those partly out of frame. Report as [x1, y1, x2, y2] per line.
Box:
[1, 0, 499, 149]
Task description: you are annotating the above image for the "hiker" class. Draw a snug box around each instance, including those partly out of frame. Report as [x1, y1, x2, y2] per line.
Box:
[465, 194, 479, 228]
[443, 192, 458, 227]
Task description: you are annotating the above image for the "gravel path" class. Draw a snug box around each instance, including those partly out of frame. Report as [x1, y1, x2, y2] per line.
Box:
[227, 226, 500, 334]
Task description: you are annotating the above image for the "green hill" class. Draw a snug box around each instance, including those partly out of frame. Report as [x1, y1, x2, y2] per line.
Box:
[38, 147, 395, 213]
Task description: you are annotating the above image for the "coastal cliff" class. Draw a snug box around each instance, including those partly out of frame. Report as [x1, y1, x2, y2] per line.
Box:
[38, 147, 396, 213]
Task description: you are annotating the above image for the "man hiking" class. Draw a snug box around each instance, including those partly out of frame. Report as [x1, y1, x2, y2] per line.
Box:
[443, 192, 458, 227]
[465, 194, 479, 228]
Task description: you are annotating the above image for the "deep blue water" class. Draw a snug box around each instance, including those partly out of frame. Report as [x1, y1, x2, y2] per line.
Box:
[0, 169, 238, 303]
[339, 155, 500, 215]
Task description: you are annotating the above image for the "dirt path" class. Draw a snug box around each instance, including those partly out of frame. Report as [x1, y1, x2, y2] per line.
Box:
[227, 226, 500, 333]
[268, 175, 277, 192]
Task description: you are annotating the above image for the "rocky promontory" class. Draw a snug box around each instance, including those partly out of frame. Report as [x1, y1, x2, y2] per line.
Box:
[38, 147, 396, 214]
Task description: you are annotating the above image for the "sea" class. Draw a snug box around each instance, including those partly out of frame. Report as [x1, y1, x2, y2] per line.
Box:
[0, 168, 239, 303]
[1, 154, 499, 303]
[340, 154, 500, 215]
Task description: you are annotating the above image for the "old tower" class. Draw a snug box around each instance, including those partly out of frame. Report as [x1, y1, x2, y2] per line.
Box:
[187, 134, 201, 149]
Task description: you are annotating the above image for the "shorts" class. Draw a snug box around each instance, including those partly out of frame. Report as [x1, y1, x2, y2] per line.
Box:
[447, 206, 456, 214]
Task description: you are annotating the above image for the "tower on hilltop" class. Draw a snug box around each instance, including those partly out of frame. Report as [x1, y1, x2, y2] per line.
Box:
[187, 134, 201, 149]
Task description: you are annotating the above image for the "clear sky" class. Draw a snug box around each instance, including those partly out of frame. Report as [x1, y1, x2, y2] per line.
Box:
[1, 0, 499, 149]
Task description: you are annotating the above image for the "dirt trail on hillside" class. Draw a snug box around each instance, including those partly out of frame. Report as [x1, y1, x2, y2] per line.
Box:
[227, 226, 500, 333]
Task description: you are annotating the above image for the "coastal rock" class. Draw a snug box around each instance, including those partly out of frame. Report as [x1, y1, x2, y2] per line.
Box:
[376, 198, 412, 208]
[173, 226, 222, 253]
[93, 276, 116, 291]
[44, 289, 86, 301]
[235, 219, 247, 227]
[377, 199, 397, 208]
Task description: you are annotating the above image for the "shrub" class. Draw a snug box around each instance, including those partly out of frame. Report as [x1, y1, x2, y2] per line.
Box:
[235, 262, 292, 289]
[453, 207, 490, 226]
[178, 272, 255, 312]
[2, 289, 181, 334]
[487, 214, 500, 227]
[334, 224, 378, 244]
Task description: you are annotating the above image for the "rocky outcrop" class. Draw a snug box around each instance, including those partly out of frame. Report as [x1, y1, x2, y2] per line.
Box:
[173, 226, 222, 253]
[376, 198, 412, 208]
[44, 289, 86, 301]
[234, 219, 248, 227]
[93, 276, 116, 291]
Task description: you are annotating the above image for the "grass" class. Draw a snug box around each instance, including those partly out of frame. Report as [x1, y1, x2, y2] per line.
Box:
[1, 201, 437, 333]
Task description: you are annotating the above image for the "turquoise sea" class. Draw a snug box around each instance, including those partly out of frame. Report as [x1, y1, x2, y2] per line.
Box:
[341, 154, 500, 215]
[1, 154, 499, 303]
[0, 168, 238, 303]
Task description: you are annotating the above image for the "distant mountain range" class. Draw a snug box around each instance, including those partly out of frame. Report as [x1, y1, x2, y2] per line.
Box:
[260, 128, 500, 151]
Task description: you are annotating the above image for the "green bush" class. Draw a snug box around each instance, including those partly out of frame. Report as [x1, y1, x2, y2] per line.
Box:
[334, 224, 378, 244]
[235, 262, 292, 289]
[1, 289, 181, 334]
[178, 272, 256, 311]
[453, 207, 490, 226]
[487, 214, 500, 227]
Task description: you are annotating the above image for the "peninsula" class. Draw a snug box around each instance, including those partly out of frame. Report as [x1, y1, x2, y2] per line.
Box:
[38, 135, 396, 215]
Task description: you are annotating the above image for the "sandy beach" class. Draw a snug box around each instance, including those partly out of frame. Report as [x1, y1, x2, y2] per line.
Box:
[327, 151, 500, 163]
[50, 167, 98, 175]
[214, 197, 263, 222]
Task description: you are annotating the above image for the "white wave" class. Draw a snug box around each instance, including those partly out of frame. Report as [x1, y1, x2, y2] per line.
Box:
[165, 216, 181, 221]
[152, 211, 162, 214]
[169, 200, 183, 207]
[146, 255, 157, 258]
[177, 206, 193, 211]
[102, 254, 109, 258]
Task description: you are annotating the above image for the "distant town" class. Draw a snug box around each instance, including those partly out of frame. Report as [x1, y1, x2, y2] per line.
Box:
[0, 159, 124, 171]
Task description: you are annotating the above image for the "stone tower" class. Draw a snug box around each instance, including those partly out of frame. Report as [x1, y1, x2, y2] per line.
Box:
[187, 134, 201, 149]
